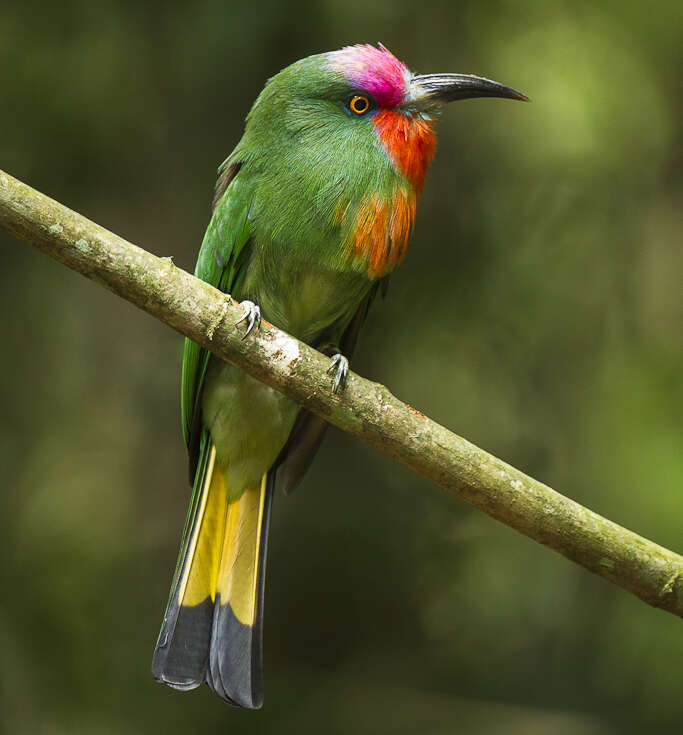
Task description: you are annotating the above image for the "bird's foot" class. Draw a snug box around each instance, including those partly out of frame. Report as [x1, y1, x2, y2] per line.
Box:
[326, 353, 349, 394]
[236, 300, 261, 339]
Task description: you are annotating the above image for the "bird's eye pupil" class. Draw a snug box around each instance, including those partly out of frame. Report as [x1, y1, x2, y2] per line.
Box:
[349, 95, 370, 115]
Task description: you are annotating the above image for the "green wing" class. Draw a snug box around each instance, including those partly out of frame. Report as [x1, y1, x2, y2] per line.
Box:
[181, 162, 254, 478]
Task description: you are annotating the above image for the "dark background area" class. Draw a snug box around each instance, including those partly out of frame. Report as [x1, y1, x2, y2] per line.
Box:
[1, 1, 681, 733]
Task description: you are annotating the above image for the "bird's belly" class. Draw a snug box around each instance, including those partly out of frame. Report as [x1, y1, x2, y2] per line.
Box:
[201, 360, 299, 493]
[203, 257, 371, 486]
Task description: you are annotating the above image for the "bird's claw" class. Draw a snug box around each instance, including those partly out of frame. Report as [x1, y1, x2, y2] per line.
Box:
[326, 353, 349, 394]
[236, 300, 261, 339]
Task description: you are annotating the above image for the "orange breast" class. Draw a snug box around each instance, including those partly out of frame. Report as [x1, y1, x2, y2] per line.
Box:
[350, 188, 417, 279]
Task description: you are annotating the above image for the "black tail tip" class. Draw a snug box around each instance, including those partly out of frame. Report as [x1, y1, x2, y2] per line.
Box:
[206, 598, 264, 708]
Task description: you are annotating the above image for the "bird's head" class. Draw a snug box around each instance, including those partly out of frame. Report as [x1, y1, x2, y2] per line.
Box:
[236, 44, 527, 278]
[243, 43, 527, 195]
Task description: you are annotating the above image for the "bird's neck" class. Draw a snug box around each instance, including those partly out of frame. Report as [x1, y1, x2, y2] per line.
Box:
[342, 112, 436, 279]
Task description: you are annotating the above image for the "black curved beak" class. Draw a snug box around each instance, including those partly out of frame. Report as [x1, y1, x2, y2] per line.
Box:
[407, 73, 529, 109]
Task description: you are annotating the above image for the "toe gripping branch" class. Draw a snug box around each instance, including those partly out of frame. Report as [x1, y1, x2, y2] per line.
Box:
[327, 353, 349, 394]
[236, 300, 261, 339]
[235, 307, 347, 393]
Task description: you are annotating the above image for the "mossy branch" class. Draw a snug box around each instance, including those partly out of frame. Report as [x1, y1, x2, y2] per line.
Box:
[1, 166, 681, 618]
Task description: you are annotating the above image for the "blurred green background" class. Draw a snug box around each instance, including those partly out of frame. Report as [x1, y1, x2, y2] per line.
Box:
[1, 1, 681, 733]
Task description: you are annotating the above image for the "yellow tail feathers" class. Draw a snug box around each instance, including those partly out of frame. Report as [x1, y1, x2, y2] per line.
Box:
[153, 440, 272, 706]
[179, 444, 268, 626]
[216, 472, 267, 625]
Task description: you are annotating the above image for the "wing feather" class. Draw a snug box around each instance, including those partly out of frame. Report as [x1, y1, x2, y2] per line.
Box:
[181, 162, 254, 478]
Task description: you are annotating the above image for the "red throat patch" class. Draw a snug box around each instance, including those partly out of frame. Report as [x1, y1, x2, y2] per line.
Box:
[373, 110, 436, 194]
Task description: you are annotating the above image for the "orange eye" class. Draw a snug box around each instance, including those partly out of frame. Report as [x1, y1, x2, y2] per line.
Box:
[348, 95, 371, 115]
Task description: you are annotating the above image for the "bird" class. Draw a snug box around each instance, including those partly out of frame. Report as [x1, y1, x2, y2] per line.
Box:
[152, 43, 527, 708]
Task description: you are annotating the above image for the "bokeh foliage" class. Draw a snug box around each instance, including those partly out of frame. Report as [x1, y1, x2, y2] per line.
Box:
[1, 1, 681, 733]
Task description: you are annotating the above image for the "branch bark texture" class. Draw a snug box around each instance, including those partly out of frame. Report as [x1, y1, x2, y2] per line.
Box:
[1, 166, 681, 618]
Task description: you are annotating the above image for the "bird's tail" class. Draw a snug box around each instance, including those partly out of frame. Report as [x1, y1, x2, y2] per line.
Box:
[152, 434, 272, 708]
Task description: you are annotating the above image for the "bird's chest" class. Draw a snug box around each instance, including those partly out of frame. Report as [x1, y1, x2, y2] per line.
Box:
[243, 247, 371, 344]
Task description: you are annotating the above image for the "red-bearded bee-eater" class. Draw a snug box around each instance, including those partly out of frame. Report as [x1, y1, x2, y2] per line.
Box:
[152, 43, 528, 708]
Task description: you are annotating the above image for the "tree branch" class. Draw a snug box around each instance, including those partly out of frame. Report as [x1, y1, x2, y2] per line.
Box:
[1, 166, 681, 618]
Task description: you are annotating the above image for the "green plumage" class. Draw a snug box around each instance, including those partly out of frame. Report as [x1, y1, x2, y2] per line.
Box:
[180, 53, 407, 490]
[155, 53, 395, 708]
[153, 42, 526, 708]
